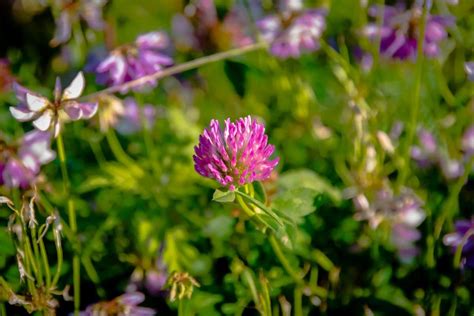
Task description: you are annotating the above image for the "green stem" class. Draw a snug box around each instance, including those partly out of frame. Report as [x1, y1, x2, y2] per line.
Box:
[0, 303, 5, 316]
[294, 287, 303, 316]
[178, 299, 186, 316]
[39, 238, 51, 290]
[434, 158, 474, 239]
[105, 129, 135, 166]
[235, 194, 255, 218]
[30, 227, 44, 286]
[268, 233, 302, 285]
[397, 3, 428, 188]
[453, 229, 474, 269]
[56, 133, 80, 315]
[51, 229, 63, 287]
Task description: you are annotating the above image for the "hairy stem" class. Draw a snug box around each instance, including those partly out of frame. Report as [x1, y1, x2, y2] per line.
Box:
[84, 42, 266, 100]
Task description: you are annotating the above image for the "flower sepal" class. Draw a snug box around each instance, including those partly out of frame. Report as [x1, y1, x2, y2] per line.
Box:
[212, 189, 236, 203]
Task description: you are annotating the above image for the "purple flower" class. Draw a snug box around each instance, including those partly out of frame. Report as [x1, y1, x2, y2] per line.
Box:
[352, 186, 425, 262]
[172, 0, 254, 52]
[443, 219, 474, 269]
[364, 4, 454, 60]
[465, 62, 474, 81]
[9, 72, 98, 137]
[410, 128, 438, 168]
[172, 0, 218, 52]
[440, 157, 464, 180]
[50, 0, 108, 47]
[115, 98, 157, 135]
[222, 5, 255, 48]
[80, 291, 155, 316]
[1, 130, 55, 189]
[93, 32, 173, 93]
[193, 116, 279, 190]
[257, 4, 326, 59]
[461, 125, 474, 157]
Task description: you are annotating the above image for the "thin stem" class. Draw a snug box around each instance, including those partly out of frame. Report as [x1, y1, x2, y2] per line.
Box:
[178, 299, 186, 316]
[105, 129, 135, 166]
[397, 3, 428, 187]
[294, 287, 303, 316]
[453, 228, 474, 269]
[236, 194, 255, 218]
[83, 42, 266, 100]
[56, 133, 80, 315]
[268, 233, 302, 285]
[39, 238, 51, 290]
[30, 227, 44, 286]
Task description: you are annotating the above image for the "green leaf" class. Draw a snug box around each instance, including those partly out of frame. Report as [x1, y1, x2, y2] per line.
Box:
[235, 191, 283, 227]
[278, 169, 342, 203]
[252, 181, 267, 205]
[272, 187, 319, 220]
[212, 189, 236, 203]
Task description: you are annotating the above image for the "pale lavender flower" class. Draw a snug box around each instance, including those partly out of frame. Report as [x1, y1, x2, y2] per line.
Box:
[352, 186, 425, 262]
[364, 4, 454, 60]
[9, 72, 98, 137]
[127, 253, 168, 297]
[115, 98, 157, 135]
[443, 219, 474, 269]
[93, 32, 173, 93]
[172, 0, 254, 52]
[193, 116, 279, 190]
[79, 291, 155, 316]
[50, 0, 108, 47]
[410, 129, 438, 168]
[465, 62, 474, 81]
[1, 130, 55, 189]
[461, 125, 474, 156]
[440, 157, 464, 180]
[222, 5, 255, 48]
[172, 0, 218, 52]
[257, 3, 326, 59]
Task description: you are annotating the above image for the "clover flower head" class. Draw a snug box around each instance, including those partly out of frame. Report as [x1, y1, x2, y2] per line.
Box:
[1, 130, 55, 189]
[10, 72, 98, 137]
[364, 4, 454, 60]
[193, 116, 279, 190]
[257, 3, 326, 59]
[94, 31, 173, 93]
[443, 219, 474, 269]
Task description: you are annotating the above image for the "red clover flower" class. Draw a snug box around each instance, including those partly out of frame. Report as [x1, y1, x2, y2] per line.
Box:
[193, 116, 279, 191]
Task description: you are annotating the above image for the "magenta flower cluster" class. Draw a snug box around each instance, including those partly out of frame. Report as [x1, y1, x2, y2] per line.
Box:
[193, 116, 279, 191]
[93, 32, 173, 93]
[257, 0, 326, 59]
[364, 4, 454, 60]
